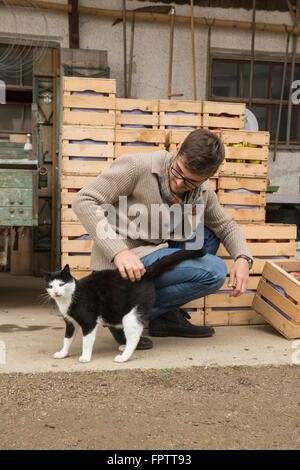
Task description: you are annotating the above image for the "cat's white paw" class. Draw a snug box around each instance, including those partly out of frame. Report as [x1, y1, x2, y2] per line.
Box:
[118, 345, 125, 352]
[114, 354, 127, 363]
[79, 355, 91, 363]
[54, 351, 68, 359]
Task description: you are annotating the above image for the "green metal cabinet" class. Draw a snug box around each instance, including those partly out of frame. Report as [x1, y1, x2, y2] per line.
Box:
[0, 143, 38, 227]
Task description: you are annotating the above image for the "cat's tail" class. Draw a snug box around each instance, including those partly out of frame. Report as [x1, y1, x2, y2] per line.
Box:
[143, 248, 206, 281]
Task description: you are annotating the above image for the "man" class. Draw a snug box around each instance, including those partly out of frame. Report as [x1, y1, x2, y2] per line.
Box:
[72, 129, 253, 350]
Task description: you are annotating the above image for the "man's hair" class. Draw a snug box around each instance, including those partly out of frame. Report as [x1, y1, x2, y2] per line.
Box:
[179, 129, 225, 176]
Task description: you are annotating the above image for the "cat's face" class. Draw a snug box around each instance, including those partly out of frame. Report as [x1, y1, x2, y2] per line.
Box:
[44, 265, 75, 300]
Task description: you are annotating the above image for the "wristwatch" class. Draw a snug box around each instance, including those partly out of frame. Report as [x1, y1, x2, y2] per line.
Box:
[235, 254, 253, 269]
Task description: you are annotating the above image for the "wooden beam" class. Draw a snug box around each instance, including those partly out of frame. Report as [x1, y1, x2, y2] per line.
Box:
[249, 0, 256, 110]
[1, 1, 300, 36]
[51, 48, 60, 270]
[69, 0, 79, 49]
[0, 0, 71, 12]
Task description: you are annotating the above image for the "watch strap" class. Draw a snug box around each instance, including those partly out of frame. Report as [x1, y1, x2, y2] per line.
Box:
[235, 254, 253, 269]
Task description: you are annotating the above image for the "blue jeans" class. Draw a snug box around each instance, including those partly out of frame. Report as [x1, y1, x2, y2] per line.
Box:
[141, 227, 227, 320]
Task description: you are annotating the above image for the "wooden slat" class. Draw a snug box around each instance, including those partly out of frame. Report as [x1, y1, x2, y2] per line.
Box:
[63, 77, 116, 94]
[62, 126, 115, 141]
[116, 98, 159, 111]
[116, 114, 158, 127]
[61, 190, 79, 205]
[217, 241, 296, 257]
[61, 223, 89, 237]
[159, 100, 202, 113]
[61, 254, 91, 270]
[221, 207, 266, 222]
[218, 161, 268, 178]
[63, 110, 115, 127]
[252, 295, 300, 339]
[114, 143, 165, 157]
[63, 95, 116, 110]
[262, 261, 300, 304]
[115, 128, 166, 143]
[61, 174, 96, 190]
[218, 177, 267, 191]
[257, 278, 300, 323]
[238, 223, 297, 240]
[202, 101, 246, 115]
[218, 191, 266, 206]
[62, 239, 92, 253]
[70, 269, 92, 280]
[62, 158, 113, 176]
[224, 146, 268, 160]
[223, 257, 296, 275]
[221, 130, 270, 146]
[62, 142, 114, 157]
[61, 207, 80, 222]
[159, 114, 202, 128]
[205, 308, 266, 326]
[203, 115, 245, 129]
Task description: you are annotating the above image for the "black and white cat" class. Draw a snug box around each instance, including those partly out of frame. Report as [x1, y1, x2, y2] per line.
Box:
[44, 248, 205, 363]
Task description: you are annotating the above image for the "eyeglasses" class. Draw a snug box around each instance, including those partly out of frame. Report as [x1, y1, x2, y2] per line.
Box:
[170, 155, 206, 190]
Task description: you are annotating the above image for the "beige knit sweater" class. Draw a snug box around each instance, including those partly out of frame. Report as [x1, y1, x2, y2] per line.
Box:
[72, 150, 253, 270]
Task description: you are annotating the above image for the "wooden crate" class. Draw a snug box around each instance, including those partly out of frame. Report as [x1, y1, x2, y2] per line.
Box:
[63, 77, 116, 127]
[61, 126, 115, 175]
[217, 177, 267, 222]
[217, 223, 297, 275]
[61, 222, 92, 277]
[114, 129, 166, 157]
[159, 100, 202, 130]
[218, 130, 269, 178]
[116, 98, 159, 129]
[202, 101, 246, 130]
[205, 276, 266, 326]
[253, 260, 300, 339]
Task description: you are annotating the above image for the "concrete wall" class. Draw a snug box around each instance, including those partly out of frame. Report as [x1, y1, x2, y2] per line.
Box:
[0, 0, 299, 194]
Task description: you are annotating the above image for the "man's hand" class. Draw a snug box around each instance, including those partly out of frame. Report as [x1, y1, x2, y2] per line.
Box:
[114, 249, 146, 282]
[227, 258, 249, 297]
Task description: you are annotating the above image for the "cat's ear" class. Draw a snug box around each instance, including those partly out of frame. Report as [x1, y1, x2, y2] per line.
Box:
[62, 264, 70, 275]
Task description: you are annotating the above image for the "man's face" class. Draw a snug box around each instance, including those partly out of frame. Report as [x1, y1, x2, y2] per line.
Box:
[169, 154, 209, 194]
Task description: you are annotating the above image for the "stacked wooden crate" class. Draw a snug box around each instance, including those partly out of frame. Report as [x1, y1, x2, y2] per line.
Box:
[216, 130, 269, 223]
[60, 84, 297, 331]
[205, 129, 298, 326]
[115, 98, 165, 157]
[202, 101, 246, 131]
[61, 77, 116, 279]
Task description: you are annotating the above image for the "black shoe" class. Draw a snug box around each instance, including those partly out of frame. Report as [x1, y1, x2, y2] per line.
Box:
[108, 327, 153, 350]
[149, 308, 215, 338]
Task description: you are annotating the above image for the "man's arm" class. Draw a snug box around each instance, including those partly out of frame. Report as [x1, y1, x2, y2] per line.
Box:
[72, 154, 136, 263]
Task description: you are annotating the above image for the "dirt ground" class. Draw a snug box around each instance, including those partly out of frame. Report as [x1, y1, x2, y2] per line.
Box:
[0, 365, 299, 450]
